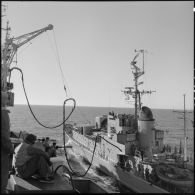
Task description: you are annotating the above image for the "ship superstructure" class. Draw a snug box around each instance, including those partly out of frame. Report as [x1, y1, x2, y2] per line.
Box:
[68, 50, 165, 163]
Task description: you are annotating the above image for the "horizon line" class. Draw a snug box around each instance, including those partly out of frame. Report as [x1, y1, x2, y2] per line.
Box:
[10, 103, 193, 111]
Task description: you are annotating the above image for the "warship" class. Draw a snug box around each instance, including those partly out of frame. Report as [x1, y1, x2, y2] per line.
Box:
[1, 4, 193, 194]
[65, 50, 194, 193]
[1, 5, 110, 193]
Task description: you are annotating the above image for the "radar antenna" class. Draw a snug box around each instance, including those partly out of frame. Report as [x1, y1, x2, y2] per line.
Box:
[122, 50, 155, 126]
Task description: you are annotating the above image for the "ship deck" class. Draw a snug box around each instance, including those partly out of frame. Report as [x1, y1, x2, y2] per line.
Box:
[7, 173, 74, 193]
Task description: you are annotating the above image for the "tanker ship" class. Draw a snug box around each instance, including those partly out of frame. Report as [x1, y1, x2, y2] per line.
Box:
[65, 50, 194, 193]
[1, 5, 110, 193]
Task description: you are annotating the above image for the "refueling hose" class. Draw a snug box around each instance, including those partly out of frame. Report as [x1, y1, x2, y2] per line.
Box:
[9, 67, 75, 129]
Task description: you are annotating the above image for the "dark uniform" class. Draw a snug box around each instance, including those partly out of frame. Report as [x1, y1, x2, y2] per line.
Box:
[1, 109, 14, 193]
[145, 167, 150, 181]
[13, 134, 53, 180]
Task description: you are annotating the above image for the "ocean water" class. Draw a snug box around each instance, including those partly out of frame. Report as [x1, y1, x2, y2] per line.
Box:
[8, 104, 194, 192]
[9, 105, 194, 154]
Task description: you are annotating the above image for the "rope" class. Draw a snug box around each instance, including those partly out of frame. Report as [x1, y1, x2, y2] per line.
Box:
[54, 164, 75, 190]
[62, 100, 98, 178]
[9, 67, 76, 129]
[49, 30, 91, 125]
[98, 135, 122, 152]
[52, 29, 67, 96]
[62, 104, 122, 178]
[9, 66, 77, 190]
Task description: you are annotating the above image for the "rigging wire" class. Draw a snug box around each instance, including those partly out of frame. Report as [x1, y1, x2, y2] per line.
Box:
[48, 30, 92, 125]
[47, 30, 90, 125]
[98, 135, 122, 152]
[9, 67, 76, 129]
[52, 29, 68, 96]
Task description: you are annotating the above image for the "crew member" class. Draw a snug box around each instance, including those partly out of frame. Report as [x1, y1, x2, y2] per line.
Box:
[47, 142, 57, 157]
[125, 160, 131, 172]
[13, 134, 54, 181]
[1, 92, 14, 193]
[145, 166, 150, 181]
[141, 150, 144, 161]
[43, 137, 50, 152]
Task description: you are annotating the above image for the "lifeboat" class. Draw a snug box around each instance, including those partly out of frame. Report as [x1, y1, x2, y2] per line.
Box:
[155, 164, 193, 187]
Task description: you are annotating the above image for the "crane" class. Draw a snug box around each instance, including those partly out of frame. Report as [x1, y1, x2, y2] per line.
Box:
[1, 22, 53, 106]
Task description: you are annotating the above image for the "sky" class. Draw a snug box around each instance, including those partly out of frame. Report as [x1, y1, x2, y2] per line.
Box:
[2, 1, 194, 110]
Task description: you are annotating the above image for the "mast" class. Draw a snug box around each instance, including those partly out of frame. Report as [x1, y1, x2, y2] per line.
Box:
[183, 94, 187, 162]
[173, 94, 192, 166]
[122, 49, 155, 129]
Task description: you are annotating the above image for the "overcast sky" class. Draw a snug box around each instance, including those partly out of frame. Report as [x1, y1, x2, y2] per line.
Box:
[2, 1, 194, 109]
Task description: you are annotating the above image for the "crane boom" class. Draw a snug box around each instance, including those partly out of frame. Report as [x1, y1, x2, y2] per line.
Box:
[13, 24, 53, 48]
[1, 23, 53, 106]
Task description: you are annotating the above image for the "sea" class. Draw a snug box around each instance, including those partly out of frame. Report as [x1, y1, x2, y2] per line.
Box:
[8, 104, 194, 192]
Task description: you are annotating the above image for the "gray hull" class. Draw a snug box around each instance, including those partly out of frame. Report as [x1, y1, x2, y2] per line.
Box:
[67, 134, 168, 193]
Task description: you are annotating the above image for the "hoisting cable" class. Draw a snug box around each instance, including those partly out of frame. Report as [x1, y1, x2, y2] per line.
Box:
[52, 29, 68, 97]
[50, 30, 92, 124]
[50, 30, 90, 125]
[97, 136, 122, 152]
[9, 67, 76, 129]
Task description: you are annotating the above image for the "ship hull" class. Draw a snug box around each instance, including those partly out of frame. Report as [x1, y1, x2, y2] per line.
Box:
[66, 132, 168, 193]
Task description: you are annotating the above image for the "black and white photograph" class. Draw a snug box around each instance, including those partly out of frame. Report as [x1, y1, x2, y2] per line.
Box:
[1, 1, 194, 193]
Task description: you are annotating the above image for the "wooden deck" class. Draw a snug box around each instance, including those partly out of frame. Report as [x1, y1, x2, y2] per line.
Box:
[7, 174, 74, 193]
[7, 156, 110, 193]
[7, 156, 75, 193]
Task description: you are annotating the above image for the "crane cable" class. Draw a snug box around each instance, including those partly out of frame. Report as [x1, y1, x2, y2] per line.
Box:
[52, 29, 68, 96]
[9, 67, 76, 129]
[50, 30, 91, 125]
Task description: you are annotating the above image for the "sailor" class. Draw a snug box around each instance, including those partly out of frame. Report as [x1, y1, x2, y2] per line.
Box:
[162, 145, 166, 153]
[140, 164, 145, 178]
[43, 137, 50, 148]
[42, 137, 46, 144]
[13, 134, 54, 181]
[125, 160, 131, 172]
[141, 150, 144, 161]
[145, 166, 150, 181]
[1, 92, 14, 193]
[150, 169, 158, 184]
[33, 139, 45, 151]
[129, 160, 134, 171]
[138, 163, 141, 175]
[47, 142, 57, 157]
